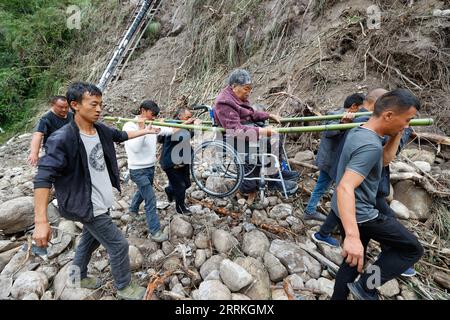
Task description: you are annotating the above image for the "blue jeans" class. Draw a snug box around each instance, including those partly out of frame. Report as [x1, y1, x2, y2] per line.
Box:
[129, 167, 160, 235]
[73, 212, 131, 290]
[305, 170, 333, 214]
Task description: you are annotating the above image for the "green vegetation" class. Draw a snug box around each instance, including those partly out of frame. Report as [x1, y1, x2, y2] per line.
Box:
[0, 0, 128, 143]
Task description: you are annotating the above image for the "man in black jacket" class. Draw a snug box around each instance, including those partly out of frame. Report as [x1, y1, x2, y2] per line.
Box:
[33, 82, 159, 300]
[160, 107, 199, 215]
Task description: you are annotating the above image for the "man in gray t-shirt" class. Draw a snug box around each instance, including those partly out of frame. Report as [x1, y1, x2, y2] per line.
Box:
[331, 89, 423, 300]
[331, 126, 384, 223]
[80, 132, 113, 216]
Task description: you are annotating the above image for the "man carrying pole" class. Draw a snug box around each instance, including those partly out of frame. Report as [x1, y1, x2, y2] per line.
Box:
[33, 82, 160, 300]
[330, 89, 424, 300]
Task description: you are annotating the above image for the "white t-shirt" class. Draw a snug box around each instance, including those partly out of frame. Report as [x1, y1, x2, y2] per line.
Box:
[80, 131, 113, 217]
[123, 118, 173, 169]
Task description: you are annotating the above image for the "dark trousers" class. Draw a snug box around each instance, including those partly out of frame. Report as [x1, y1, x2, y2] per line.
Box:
[319, 196, 396, 237]
[164, 165, 191, 207]
[331, 213, 423, 300]
[73, 213, 131, 290]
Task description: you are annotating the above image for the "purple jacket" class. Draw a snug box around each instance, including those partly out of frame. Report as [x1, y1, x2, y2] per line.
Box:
[213, 86, 269, 137]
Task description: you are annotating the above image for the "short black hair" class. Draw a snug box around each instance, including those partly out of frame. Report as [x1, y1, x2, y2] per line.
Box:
[66, 82, 102, 111]
[343, 93, 365, 109]
[373, 89, 420, 116]
[140, 100, 160, 116]
[49, 95, 67, 105]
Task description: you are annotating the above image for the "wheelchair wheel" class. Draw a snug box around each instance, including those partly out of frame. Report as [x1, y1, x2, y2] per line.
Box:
[191, 140, 244, 198]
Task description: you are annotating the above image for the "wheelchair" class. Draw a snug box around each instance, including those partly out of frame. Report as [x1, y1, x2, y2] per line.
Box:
[190, 105, 293, 200]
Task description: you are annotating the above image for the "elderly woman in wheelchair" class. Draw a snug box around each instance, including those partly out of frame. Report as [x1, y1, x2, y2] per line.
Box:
[208, 68, 299, 201]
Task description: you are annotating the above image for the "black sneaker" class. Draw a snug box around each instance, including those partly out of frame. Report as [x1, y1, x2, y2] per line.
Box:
[176, 203, 192, 215]
[165, 187, 174, 202]
[282, 170, 300, 181]
[268, 180, 298, 195]
[347, 281, 379, 300]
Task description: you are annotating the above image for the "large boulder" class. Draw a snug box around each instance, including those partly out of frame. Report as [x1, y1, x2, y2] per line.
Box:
[413, 161, 431, 173]
[170, 215, 193, 238]
[149, 250, 165, 265]
[212, 230, 238, 254]
[57, 220, 78, 236]
[268, 204, 293, 220]
[0, 275, 13, 299]
[389, 200, 411, 220]
[285, 274, 304, 290]
[47, 234, 72, 259]
[269, 239, 322, 279]
[53, 264, 99, 300]
[294, 150, 315, 162]
[1, 250, 28, 279]
[0, 247, 21, 273]
[194, 232, 210, 249]
[234, 256, 271, 300]
[191, 190, 206, 200]
[400, 149, 435, 165]
[127, 236, 158, 254]
[128, 245, 144, 271]
[219, 259, 253, 292]
[317, 277, 334, 297]
[11, 271, 48, 299]
[263, 252, 288, 282]
[316, 243, 343, 266]
[0, 240, 21, 253]
[197, 280, 231, 300]
[393, 181, 432, 221]
[194, 249, 207, 268]
[242, 230, 270, 258]
[0, 197, 34, 234]
[205, 177, 227, 194]
[200, 255, 225, 280]
[378, 279, 400, 298]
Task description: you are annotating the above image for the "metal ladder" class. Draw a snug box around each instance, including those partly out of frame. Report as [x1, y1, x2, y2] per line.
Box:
[97, 0, 163, 90]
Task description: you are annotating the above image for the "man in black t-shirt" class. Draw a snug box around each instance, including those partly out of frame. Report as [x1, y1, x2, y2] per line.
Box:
[27, 96, 73, 166]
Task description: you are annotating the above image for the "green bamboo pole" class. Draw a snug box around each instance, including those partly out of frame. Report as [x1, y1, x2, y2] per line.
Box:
[275, 118, 433, 133]
[103, 116, 433, 133]
[159, 111, 374, 125]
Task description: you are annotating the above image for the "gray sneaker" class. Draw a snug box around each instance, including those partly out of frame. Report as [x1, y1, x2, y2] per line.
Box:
[304, 211, 327, 222]
[80, 276, 102, 290]
[117, 282, 147, 300]
[151, 230, 168, 242]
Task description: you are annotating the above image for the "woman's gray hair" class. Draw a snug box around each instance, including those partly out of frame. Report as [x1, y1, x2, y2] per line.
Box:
[228, 69, 252, 86]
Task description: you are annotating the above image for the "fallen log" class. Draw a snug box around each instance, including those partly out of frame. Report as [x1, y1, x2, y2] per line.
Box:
[144, 271, 173, 300]
[288, 159, 319, 171]
[188, 198, 241, 219]
[252, 220, 297, 237]
[296, 242, 340, 274]
[389, 172, 424, 182]
[433, 271, 450, 290]
[411, 132, 450, 146]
